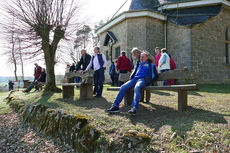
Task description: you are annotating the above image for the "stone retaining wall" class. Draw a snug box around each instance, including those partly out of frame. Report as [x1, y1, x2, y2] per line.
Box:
[6, 96, 101, 153]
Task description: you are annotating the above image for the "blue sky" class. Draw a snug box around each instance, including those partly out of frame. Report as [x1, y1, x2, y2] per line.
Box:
[0, 0, 131, 77]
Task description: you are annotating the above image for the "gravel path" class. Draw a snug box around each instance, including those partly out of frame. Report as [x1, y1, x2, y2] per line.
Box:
[0, 109, 75, 153]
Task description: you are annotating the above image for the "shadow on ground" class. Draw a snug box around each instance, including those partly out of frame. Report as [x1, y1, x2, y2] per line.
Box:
[32, 89, 229, 135]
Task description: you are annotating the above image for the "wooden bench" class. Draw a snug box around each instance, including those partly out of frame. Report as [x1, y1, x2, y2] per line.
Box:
[57, 70, 94, 100]
[107, 68, 199, 112]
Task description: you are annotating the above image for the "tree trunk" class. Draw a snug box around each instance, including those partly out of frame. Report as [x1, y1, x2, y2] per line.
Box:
[19, 39, 24, 80]
[41, 26, 63, 92]
[43, 47, 61, 92]
[11, 32, 18, 81]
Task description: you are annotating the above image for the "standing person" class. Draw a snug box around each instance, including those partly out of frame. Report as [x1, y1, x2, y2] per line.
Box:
[109, 61, 117, 86]
[84, 47, 107, 98]
[158, 48, 170, 85]
[107, 51, 157, 115]
[76, 49, 91, 83]
[65, 63, 71, 75]
[155, 47, 163, 86]
[76, 49, 92, 71]
[34, 63, 42, 81]
[155, 47, 161, 68]
[116, 51, 132, 86]
[8, 80, 14, 91]
[131, 48, 151, 103]
[168, 54, 176, 85]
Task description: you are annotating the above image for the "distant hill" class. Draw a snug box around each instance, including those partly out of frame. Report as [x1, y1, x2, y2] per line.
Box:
[0, 76, 33, 85]
[0, 75, 65, 85]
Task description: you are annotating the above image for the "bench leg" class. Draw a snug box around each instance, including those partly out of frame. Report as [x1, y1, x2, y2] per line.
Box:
[62, 86, 74, 99]
[80, 84, 93, 100]
[124, 89, 134, 106]
[178, 90, 187, 112]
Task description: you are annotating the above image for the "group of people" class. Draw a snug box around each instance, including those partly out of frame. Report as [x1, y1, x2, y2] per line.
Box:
[107, 47, 176, 115]
[23, 63, 46, 93]
[65, 47, 107, 98]
[109, 51, 133, 86]
[65, 46, 175, 115]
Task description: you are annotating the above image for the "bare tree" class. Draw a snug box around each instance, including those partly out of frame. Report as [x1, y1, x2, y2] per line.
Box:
[2, 0, 81, 92]
[74, 25, 92, 50]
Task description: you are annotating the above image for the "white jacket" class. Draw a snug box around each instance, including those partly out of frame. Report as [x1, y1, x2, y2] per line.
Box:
[158, 53, 170, 71]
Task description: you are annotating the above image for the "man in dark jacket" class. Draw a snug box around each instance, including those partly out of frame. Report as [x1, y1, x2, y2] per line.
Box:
[76, 49, 91, 71]
[34, 63, 42, 81]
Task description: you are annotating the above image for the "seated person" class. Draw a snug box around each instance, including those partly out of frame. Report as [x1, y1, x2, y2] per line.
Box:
[107, 51, 157, 115]
[23, 68, 46, 93]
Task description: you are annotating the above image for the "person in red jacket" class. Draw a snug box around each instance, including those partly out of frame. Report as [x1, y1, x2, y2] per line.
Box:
[168, 55, 176, 85]
[116, 51, 132, 86]
[34, 63, 42, 81]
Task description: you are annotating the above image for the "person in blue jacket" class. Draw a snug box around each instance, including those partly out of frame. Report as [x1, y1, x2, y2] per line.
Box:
[107, 51, 157, 115]
[109, 61, 117, 86]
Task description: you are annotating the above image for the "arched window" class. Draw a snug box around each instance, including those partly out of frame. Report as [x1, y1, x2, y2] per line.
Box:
[225, 28, 230, 64]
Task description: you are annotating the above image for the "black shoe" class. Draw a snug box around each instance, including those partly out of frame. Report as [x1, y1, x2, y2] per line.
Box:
[107, 105, 119, 113]
[94, 95, 101, 98]
[140, 99, 144, 102]
[128, 107, 137, 116]
[144, 101, 150, 104]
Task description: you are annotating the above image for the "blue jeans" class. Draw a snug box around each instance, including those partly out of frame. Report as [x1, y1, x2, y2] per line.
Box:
[160, 69, 170, 85]
[94, 68, 104, 97]
[113, 78, 147, 109]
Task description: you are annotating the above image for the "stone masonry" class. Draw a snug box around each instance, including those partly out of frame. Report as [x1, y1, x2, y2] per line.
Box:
[97, 6, 230, 84]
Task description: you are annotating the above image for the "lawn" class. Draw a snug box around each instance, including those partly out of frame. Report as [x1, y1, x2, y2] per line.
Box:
[7, 84, 230, 152]
[0, 92, 10, 114]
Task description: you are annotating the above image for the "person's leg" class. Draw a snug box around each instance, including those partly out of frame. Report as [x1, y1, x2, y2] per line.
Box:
[146, 90, 151, 103]
[26, 82, 35, 92]
[110, 75, 114, 86]
[113, 79, 137, 108]
[35, 81, 39, 90]
[140, 89, 144, 102]
[93, 70, 99, 95]
[160, 69, 169, 86]
[96, 69, 104, 97]
[131, 78, 146, 109]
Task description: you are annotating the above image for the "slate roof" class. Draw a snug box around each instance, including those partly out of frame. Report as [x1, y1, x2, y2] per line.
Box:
[129, 0, 224, 26]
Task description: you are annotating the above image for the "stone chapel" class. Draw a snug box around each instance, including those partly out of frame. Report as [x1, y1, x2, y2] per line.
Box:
[96, 0, 230, 83]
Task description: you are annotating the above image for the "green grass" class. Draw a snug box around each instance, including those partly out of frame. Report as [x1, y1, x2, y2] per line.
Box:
[0, 92, 10, 114]
[8, 84, 230, 152]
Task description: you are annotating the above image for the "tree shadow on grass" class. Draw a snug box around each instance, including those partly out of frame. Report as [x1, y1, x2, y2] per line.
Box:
[55, 97, 112, 110]
[34, 92, 59, 109]
[110, 103, 229, 134]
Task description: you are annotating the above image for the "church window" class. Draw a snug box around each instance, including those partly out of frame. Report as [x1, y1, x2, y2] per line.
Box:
[115, 46, 120, 58]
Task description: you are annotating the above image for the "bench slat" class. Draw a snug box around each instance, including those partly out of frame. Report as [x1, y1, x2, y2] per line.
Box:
[57, 83, 81, 86]
[107, 84, 198, 91]
[145, 84, 198, 90]
[157, 70, 199, 81]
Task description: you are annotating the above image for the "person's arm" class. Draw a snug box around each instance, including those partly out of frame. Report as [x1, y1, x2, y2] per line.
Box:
[127, 58, 132, 72]
[160, 54, 167, 67]
[76, 57, 83, 70]
[116, 57, 121, 71]
[109, 66, 112, 75]
[170, 58, 176, 70]
[102, 54, 107, 68]
[84, 56, 93, 72]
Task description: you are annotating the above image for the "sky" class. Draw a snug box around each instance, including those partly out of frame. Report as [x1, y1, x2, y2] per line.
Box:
[0, 0, 132, 77]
